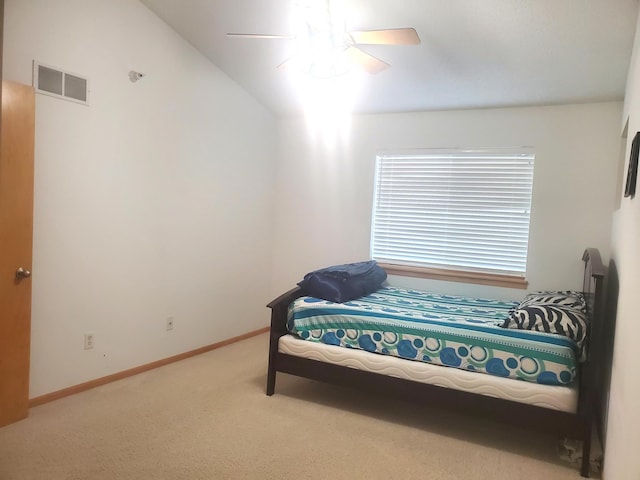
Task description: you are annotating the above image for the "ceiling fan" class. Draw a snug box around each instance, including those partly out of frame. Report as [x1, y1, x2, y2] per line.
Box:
[227, 1, 420, 78]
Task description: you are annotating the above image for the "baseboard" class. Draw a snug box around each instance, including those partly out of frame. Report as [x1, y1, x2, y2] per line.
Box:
[29, 326, 269, 407]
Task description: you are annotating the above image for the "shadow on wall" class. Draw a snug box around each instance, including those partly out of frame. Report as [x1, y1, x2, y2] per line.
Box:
[598, 259, 619, 450]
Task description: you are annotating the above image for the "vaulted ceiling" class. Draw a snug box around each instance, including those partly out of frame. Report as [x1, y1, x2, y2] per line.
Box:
[141, 0, 639, 115]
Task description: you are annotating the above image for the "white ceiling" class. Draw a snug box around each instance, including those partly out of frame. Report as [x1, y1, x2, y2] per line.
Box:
[141, 0, 639, 116]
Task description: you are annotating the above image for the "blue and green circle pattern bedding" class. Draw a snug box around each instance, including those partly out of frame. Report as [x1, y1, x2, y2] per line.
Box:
[288, 287, 578, 386]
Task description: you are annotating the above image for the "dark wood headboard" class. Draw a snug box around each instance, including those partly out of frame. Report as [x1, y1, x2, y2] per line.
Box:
[581, 248, 607, 363]
[580, 248, 608, 444]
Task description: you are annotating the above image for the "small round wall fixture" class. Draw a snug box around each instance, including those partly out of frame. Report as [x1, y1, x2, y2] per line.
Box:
[129, 71, 145, 83]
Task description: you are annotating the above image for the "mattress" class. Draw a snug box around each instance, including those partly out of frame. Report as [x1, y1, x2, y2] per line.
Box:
[287, 287, 579, 386]
[278, 334, 578, 412]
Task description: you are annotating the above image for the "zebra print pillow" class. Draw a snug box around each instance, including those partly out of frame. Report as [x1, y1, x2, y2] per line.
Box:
[518, 291, 586, 311]
[503, 291, 588, 350]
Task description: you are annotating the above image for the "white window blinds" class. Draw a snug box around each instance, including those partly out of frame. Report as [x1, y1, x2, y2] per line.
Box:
[371, 151, 535, 277]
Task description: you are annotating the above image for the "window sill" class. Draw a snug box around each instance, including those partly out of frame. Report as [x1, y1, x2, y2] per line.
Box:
[379, 263, 529, 290]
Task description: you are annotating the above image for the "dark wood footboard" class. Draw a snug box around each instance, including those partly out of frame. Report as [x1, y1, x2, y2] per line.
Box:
[266, 287, 304, 395]
[266, 249, 607, 477]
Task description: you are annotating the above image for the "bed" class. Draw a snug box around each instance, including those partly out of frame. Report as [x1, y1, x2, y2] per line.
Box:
[266, 248, 607, 477]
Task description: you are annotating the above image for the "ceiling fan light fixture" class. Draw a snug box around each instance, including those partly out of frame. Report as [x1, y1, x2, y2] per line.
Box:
[287, 0, 352, 78]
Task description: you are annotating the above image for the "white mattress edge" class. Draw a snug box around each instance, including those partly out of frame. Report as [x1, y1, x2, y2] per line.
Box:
[278, 334, 578, 413]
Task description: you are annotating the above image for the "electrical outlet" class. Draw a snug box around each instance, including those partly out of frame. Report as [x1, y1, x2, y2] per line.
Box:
[166, 316, 174, 331]
[84, 332, 94, 350]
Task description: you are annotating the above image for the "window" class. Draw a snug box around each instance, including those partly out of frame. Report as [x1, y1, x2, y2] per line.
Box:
[370, 150, 534, 288]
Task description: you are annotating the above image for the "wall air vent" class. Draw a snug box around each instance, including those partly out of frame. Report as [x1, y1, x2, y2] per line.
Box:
[33, 62, 89, 105]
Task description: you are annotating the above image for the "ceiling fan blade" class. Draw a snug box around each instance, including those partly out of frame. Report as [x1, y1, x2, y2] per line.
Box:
[226, 33, 293, 40]
[349, 28, 420, 45]
[345, 47, 390, 74]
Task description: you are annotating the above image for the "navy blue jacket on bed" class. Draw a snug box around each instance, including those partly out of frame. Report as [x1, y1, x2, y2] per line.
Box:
[297, 260, 387, 303]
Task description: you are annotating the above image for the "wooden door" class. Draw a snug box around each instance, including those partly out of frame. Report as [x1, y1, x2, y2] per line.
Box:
[0, 81, 35, 427]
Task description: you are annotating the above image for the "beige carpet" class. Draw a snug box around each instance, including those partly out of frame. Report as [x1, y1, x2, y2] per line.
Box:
[0, 333, 596, 479]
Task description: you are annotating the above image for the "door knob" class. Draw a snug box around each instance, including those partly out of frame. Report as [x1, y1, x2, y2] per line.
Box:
[15, 267, 31, 279]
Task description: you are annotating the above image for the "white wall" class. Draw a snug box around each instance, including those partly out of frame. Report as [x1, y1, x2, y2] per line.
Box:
[3, 0, 277, 397]
[272, 103, 621, 301]
[604, 8, 640, 480]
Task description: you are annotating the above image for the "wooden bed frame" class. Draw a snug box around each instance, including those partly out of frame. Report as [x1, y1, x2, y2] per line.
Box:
[266, 248, 607, 477]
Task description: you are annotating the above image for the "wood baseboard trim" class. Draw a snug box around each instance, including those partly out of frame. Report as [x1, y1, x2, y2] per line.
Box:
[28, 326, 269, 408]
